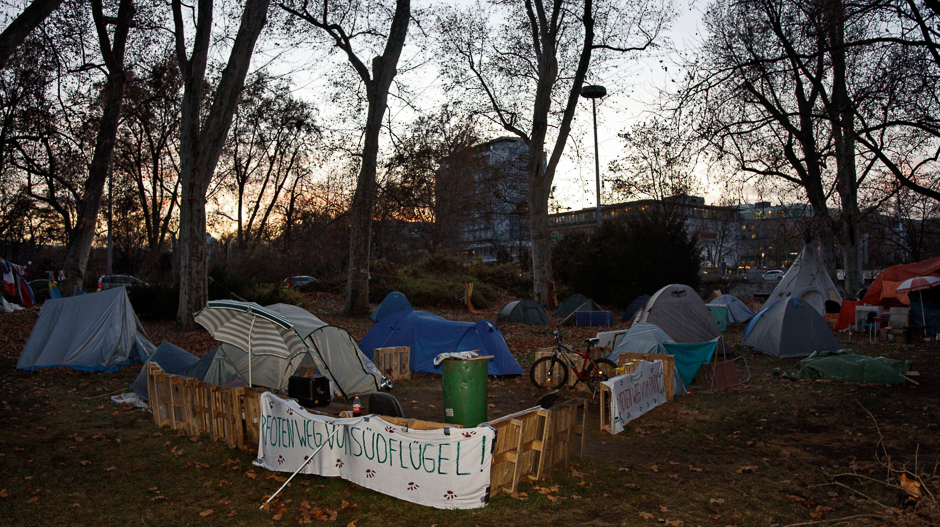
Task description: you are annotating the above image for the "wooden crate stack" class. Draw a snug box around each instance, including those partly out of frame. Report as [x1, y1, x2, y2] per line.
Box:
[615, 353, 675, 400]
[485, 398, 586, 497]
[373, 346, 410, 382]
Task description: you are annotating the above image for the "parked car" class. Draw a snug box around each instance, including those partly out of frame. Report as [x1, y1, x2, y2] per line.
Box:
[282, 275, 317, 290]
[98, 275, 145, 291]
[762, 270, 784, 282]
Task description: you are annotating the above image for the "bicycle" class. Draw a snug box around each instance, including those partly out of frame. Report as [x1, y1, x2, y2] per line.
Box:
[529, 329, 618, 394]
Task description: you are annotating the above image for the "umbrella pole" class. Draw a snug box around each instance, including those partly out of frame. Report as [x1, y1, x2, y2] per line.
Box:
[921, 290, 928, 337]
[248, 317, 256, 387]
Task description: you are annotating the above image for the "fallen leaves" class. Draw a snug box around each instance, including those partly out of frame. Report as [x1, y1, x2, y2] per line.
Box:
[104, 466, 117, 472]
[900, 473, 922, 497]
[737, 465, 758, 474]
[638, 511, 654, 519]
[198, 510, 214, 517]
[26, 496, 38, 504]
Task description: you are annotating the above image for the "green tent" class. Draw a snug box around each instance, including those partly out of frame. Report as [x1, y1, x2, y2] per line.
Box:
[497, 299, 549, 325]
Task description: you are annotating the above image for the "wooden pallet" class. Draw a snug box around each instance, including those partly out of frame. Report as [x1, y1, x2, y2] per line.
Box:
[484, 398, 586, 497]
[616, 353, 675, 400]
[373, 346, 410, 381]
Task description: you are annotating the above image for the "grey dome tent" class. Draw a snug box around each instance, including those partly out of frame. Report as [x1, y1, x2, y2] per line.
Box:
[743, 294, 840, 358]
[497, 299, 549, 325]
[763, 243, 842, 316]
[707, 294, 757, 324]
[17, 287, 155, 372]
[605, 323, 675, 363]
[266, 304, 385, 397]
[633, 284, 721, 343]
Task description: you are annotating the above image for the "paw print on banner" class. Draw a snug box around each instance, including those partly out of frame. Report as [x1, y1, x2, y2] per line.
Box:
[286, 407, 294, 416]
[462, 431, 476, 438]
[335, 459, 344, 469]
[268, 401, 275, 409]
[385, 426, 396, 434]
[303, 455, 309, 461]
[443, 490, 456, 500]
[365, 469, 376, 479]
[277, 455, 285, 466]
[407, 482, 419, 491]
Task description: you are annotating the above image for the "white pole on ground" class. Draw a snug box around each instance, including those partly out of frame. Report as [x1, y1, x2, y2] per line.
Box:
[260, 423, 345, 509]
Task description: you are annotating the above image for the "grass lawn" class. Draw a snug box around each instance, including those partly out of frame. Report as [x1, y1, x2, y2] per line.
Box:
[0, 291, 937, 526]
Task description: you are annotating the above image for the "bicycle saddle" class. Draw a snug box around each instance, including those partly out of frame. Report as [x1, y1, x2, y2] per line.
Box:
[583, 337, 600, 345]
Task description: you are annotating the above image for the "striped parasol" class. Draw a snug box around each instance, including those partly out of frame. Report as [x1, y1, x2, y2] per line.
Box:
[895, 276, 940, 334]
[194, 300, 309, 389]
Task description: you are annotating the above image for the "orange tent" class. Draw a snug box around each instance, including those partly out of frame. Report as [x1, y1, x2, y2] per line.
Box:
[860, 256, 940, 307]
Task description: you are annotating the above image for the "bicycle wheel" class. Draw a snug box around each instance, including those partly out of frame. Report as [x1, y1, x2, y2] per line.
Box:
[582, 358, 618, 392]
[530, 356, 569, 390]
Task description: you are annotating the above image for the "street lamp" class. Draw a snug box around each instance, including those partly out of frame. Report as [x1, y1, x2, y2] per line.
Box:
[580, 84, 606, 228]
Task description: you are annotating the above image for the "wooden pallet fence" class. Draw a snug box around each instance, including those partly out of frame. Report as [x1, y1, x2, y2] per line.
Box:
[615, 353, 675, 400]
[484, 398, 586, 497]
[147, 364, 268, 450]
[373, 346, 410, 382]
[532, 347, 609, 391]
[382, 416, 461, 431]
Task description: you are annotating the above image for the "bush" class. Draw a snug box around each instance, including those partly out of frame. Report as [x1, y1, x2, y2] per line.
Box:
[552, 208, 702, 307]
[127, 283, 178, 320]
[244, 283, 304, 306]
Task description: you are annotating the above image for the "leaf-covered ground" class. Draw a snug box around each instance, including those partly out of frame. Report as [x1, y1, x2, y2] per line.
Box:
[0, 291, 938, 526]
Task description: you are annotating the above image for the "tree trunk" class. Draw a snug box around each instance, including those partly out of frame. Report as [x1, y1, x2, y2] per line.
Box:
[529, 168, 553, 304]
[60, 0, 133, 295]
[173, 0, 270, 327]
[827, 0, 862, 296]
[0, 0, 64, 69]
[341, 0, 410, 315]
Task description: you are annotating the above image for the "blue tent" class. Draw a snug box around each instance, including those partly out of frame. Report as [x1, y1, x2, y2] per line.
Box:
[359, 310, 523, 376]
[370, 291, 413, 322]
[130, 341, 199, 400]
[621, 295, 650, 321]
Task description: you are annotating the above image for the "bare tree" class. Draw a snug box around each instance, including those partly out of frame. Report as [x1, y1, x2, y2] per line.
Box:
[0, 0, 64, 69]
[437, 0, 674, 304]
[279, 0, 411, 315]
[59, 0, 135, 295]
[173, 0, 271, 327]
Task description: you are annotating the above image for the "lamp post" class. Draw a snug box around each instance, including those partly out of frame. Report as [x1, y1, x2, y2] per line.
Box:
[580, 84, 606, 228]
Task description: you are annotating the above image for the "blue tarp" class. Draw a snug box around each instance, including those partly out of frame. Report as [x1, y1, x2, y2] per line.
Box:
[622, 295, 650, 322]
[130, 341, 199, 400]
[662, 339, 719, 387]
[370, 291, 413, 322]
[359, 310, 523, 376]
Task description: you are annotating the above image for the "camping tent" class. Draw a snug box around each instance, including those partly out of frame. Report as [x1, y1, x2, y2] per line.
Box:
[130, 341, 199, 400]
[621, 295, 650, 322]
[605, 323, 675, 363]
[267, 303, 385, 396]
[17, 287, 155, 372]
[554, 294, 603, 325]
[860, 256, 940, 308]
[763, 244, 842, 316]
[370, 291, 413, 322]
[632, 284, 721, 343]
[707, 294, 757, 323]
[743, 294, 840, 358]
[497, 299, 549, 325]
[358, 310, 523, 376]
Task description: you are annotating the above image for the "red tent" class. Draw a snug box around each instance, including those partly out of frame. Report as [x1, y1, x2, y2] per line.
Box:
[860, 256, 940, 308]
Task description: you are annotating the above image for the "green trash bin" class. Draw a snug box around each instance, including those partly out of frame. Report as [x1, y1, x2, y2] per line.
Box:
[442, 356, 489, 427]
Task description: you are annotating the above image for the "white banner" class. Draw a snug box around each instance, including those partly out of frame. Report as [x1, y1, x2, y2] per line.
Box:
[602, 360, 667, 434]
[254, 393, 495, 509]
